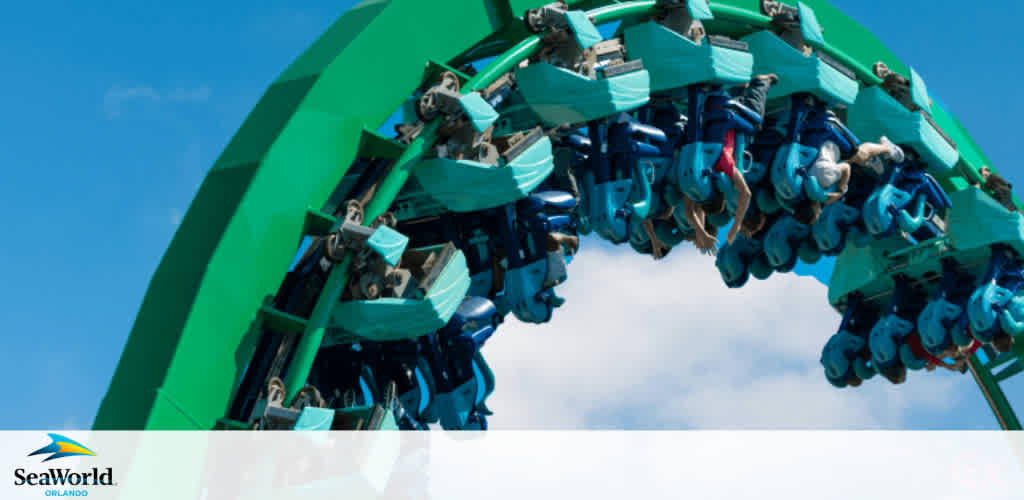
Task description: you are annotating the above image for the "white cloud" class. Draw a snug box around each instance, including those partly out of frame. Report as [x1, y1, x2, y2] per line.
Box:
[167, 86, 212, 102]
[103, 85, 211, 118]
[170, 207, 182, 226]
[482, 236, 969, 429]
[103, 85, 160, 118]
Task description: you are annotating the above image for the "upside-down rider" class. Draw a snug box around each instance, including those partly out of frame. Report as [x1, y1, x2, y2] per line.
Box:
[684, 73, 778, 255]
[810, 133, 905, 205]
[639, 5, 704, 260]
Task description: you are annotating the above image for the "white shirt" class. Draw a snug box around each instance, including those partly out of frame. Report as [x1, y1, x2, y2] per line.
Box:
[810, 140, 842, 188]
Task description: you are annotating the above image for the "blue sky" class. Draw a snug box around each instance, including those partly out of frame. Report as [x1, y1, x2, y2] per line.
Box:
[1, 0, 1022, 430]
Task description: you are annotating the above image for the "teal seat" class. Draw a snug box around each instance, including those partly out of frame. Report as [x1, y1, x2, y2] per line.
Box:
[367, 225, 408, 267]
[293, 407, 336, 431]
[458, 92, 499, 133]
[947, 187, 1024, 256]
[565, 10, 602, 49]
[510, 7, 650, 127]
[624, 21, 752, 92]
[328, 244, 471, 343]
[412, 136, 554, 212]
[846, 85, 959, 174]
[338, 406, 399, 430]
[513, 63, 650, 126]
[829, 188, 1024, 315]
[741, 30, 858, 106]
[293, 406, 399, 430]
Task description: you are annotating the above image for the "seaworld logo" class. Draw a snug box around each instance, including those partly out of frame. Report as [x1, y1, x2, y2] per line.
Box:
[14, 434, 116, 492]
[28, 434, 97, 462]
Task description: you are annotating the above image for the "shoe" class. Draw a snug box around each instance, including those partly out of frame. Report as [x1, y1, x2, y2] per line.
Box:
[879, 136, 905, 164]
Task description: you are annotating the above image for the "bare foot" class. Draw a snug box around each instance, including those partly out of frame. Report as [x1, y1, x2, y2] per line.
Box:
[548, 232, 579, 253]
[643, 219, 668, 260]
[694, 232, 719, 256]
[652, 239, 668, 260]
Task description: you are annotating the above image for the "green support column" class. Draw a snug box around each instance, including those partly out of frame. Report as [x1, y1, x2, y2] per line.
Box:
[283, 122, 440, 405]
[967, 355, 1022, 430]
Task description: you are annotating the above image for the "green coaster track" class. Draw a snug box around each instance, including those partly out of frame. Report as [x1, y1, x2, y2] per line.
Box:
[93, 0, 1024, 431]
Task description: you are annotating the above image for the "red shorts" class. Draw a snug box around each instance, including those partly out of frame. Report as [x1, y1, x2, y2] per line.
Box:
[713, 129, 737, 180]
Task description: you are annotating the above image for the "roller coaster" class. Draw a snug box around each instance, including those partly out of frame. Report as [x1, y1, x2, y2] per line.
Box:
[93, 0, 1024, 431]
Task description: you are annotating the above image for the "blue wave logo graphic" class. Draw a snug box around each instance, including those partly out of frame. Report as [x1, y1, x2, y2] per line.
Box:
[28, 434, 97, 462]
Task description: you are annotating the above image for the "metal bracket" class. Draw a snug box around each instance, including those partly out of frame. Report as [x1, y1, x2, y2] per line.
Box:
[527, 3, 636, 81]
[537, 29, 589, 74]
[253, 377, 326, 429]
[761, 0, 811, 55]
[524, 1, 571, 34]
[656, 0, 708, 43]
[324, 205, 413, 301]
[418, 71, 505, 164]
[495, 126, 544, 164]
[537, 32, 630, 80]
[760, 0, 798, 20]
[437, 121, 500, 164]
[416, 71, 464, 122]
[324, 200, 365, 262]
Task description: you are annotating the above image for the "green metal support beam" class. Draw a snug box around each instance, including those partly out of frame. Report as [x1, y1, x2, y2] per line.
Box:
[283, 120, 442, 405]
[94, 0, 516, 430]
[968, 354, 1022, 430]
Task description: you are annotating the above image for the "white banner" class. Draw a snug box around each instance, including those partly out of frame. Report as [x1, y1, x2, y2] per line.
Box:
[2, 431, 1023, 500]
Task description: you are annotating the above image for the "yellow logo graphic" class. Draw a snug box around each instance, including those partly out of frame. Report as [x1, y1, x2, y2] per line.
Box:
[28, 434, 97, 462]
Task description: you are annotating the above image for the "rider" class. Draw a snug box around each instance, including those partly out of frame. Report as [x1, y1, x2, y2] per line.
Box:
[873, 62, 929, 112]
[810, 135, 905, 205]
[685, 73, 778, 255]
[643, 213, 674, 260]
[661, 0, 706, 44]
[978, 165, 1017, 212]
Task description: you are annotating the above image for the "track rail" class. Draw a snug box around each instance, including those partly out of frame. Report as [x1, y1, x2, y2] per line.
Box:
[94, 0, 1021, 431]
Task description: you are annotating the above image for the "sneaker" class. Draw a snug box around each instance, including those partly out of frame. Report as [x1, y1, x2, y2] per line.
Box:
[879, 136, 905, 164]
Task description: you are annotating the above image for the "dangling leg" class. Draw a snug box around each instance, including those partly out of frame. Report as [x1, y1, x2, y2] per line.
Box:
[851, 142, 889, 164]
[657, 203, 675, 221]
[643, 218, 669, 260]
[685, 196, 717, 255]
[737, 74, 778, 119]
[726, 170, 751, 245]
[547, 232, 579, 254]
[851, 137, 903, 174]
